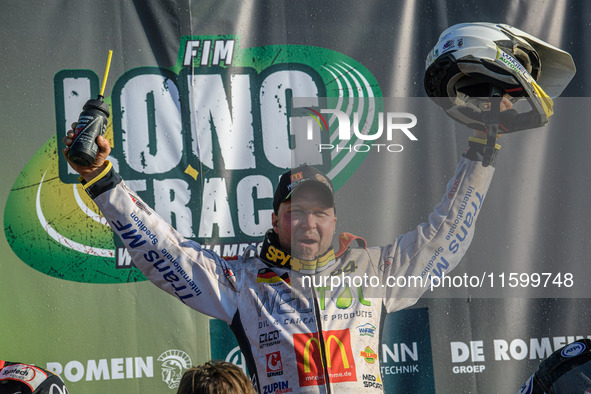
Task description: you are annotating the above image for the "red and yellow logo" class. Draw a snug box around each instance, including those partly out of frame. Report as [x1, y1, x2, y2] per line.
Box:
[293, 329, 356, 387]
[360, 346, 377, 364]
[290, 172, 303, 182]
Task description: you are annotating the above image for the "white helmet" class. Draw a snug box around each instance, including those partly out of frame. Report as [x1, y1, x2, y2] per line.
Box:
[424, 22, 576, 132]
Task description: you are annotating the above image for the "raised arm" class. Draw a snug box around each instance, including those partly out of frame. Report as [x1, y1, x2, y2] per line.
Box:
[63, 125, 240, 323]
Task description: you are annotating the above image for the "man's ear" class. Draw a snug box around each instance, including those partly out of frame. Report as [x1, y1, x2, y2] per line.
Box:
[272, 212, 279, 233]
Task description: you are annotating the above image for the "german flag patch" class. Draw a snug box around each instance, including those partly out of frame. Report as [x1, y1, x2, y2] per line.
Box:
[257, 268, 290, 286]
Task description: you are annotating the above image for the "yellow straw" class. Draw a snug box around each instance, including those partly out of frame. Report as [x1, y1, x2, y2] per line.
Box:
[99, 50, 113, 97]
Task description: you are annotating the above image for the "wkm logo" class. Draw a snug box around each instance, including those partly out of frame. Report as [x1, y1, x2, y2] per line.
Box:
[293, 329, 356, 387]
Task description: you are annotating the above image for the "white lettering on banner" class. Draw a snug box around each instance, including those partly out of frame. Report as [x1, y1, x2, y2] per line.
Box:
[452, 365, 486, 374]
[450, 341, 485, 362]
[120, 176, 273, 242]
[58, 64, 331, 244]
[493, 337, 581, 361]
[183, 39, 235, 67]
[381, 343, 418, 363]
[64, 361, 83, 382]
[120, 74, 183, 174]
[187, 73, 255, 170]
[236, 175, 274, 236]
[261, 70, 321, 168]
[449, 335, 591, 363]
[529, 337, 553, 360]
[116, 248, 134, 268]
[153, 178, 195, 237]
[86, 359, 109, 380]
[198, 177, 235, 237]
[46, 357, 153, 383]
[183, 40, 201, 66]
[212, 40, 235, 65]
[200, 41, 212, 66]
[381, 365, 420, 375]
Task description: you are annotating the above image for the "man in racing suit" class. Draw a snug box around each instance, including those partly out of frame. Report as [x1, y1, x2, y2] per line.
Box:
[63, 128, 496, 393]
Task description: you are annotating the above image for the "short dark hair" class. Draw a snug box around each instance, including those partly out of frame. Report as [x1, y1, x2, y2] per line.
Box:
[176, 361, 255, 394]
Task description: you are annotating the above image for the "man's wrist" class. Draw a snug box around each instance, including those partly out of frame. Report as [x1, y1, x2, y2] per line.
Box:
[463, 138, 500, 166]
[82, 163, 109, 182]
[79, 161, 121, 199]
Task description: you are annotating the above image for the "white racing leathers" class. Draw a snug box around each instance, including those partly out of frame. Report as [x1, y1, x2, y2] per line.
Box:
[86, 142, 496, 393]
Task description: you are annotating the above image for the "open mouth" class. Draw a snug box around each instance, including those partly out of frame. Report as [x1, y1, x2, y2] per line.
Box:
[298, 237, 318, 246]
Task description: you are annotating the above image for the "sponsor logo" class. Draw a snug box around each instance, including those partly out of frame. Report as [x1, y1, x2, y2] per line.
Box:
[140, 248, 202, 303]
[442, 39, 455, 51]
[452, 336, 590, 362]
[421, 187, 484, 280]
[0, 364, 46, 391]
[264, 245, 291, 267]
[5, 35, 381, 284]
[255, 288, 313, 319]
[263, 380, 293, 394]
[293, 329, 356, 387]
[452, 365, 485, 374]
[447, 175, 461, 199]
[356, 323, 376, 337]
[266, 351, 284, 377]
[129, 193, 151, 215]
[362, 373, 383, 390]
[158, 350, 192, 390]
[0, 365, 33, 378]
[260, 329, 281, 349]
[45, 350, 189, 388]
[255, 284, 371, 319]
[496, 48, 535, 83]
[561, 342, 586, 358]
[315, 174, 332, 189]
[360, 346, 378, 364]
[290, 172, 303, 183]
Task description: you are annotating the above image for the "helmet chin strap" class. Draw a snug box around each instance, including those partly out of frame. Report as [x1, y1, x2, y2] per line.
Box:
[482, 85, 504, 167]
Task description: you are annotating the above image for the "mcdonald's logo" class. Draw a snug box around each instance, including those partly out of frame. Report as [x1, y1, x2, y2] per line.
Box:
[293, 329, 357, 387]
[290, 172, 303, 182]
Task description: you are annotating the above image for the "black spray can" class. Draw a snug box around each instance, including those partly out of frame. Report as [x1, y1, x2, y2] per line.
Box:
[67, 97, 110, 167]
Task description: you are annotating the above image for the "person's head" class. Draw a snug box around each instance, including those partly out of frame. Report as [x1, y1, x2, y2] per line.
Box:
[177, 361, 255, 394]
[272, 165, 337, 260]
